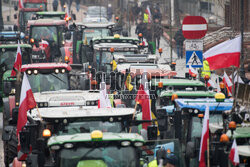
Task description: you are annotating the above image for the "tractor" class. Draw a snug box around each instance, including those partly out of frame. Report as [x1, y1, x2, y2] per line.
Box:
[1, 62, 98, 166]
[27, 19, 69, 62]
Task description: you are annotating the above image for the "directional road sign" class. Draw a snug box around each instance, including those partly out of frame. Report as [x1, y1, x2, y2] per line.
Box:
[186, 51, 203, 68]
[182, 16, 207, 39]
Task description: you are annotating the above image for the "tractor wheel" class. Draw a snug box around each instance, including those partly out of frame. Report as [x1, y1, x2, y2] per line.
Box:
[70, 69, 81, 90]
[4, 127, 17, 167]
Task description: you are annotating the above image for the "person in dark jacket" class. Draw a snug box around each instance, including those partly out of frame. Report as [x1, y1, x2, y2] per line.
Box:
[75, 0, 80, 12]
[53, 0, 58, 11]
[174, 28, 185, 59]
[135, 18, 145, 35]
[60, 0, 65, 11]
[153, 18, 163, 49]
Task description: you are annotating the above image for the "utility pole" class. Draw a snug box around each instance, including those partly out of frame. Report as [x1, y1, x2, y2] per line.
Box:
[0, 0, 4, 31]
[169, 0, 173, 63]
[239, 0, 245, 78]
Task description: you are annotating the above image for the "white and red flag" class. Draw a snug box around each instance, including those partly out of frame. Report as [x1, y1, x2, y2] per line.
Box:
[204, 36, 241, 70]
[207, 79, 216, 88]
[229, 139, 240, 166]
[16, 73, 37, 136]
[199, 105, 209, 167]
[189, 65, 198, 77]
[135, 72, 152, 130]
[98, 82, 111, 108]
[145, 5, 152, 23]
[11, 42, 22, 76]
[19, 0, 24, 9]
[223, 71, 233, 96]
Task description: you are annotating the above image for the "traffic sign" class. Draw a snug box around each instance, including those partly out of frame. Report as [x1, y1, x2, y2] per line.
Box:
[185, 40, 203, 51]
[186, 51, 203, 68]
[182, 16, 207, 39]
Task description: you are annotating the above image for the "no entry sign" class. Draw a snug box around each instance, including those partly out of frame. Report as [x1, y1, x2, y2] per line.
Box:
[182, 16, 207, 39]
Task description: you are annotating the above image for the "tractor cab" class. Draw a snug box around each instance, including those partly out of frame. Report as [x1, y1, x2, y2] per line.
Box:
[88, 35, 139, 72]
[21, 0, 47, 10]
[45, 131, 144, 167]
[0, 32, 32, 97]
[168, 97, 233, 166]
[16, 8, 43, 32]
[27, 19, 67, 62]
[65, 22, 116, 64]
[21, 63, 71, 93]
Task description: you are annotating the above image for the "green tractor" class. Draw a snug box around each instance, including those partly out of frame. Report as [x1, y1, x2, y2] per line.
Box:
[1, 63, 98, 166]
[0, 31, 33, 112]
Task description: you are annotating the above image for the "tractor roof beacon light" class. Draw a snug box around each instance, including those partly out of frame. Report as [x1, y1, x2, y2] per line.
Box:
[65, 56, 69, 63]
[215, 92, 225, 102]
[158, 48, 162, 53]
[228, 121, 236, 131]
[30, 38, 34, 43]
[204, 75, 210, 81]
[198, 114, 204, 118]
[114, 34, 120, 39]
[91, 130, 103, 141]
[115, 16, 119, 21]
[110, 47, 114, 53]
[158, 82, 163, 88]
[171, 94, 178, 101]
[220, 134, 229, 143]
[43, 129, 51, 137]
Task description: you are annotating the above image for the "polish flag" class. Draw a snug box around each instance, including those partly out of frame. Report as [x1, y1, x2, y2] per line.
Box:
[98, 82, 111, 108]
[189, 65, 198, 77]
[223, 71, 233, 96]
[16, 73, 37, 136]
[19, 0, 24, 9]
[199, 105, 209, 167]
[207, 79, 216, 88]
[229, 139, 240, 166]
[135, 72, 151, 129]
[145, 5, 152, 23]
[204, 36, 241, 70]
[39, 40, 49, 48]
[11, 42, 22, 76]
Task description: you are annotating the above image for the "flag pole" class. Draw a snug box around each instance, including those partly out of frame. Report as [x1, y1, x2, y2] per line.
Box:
[207, 137, 210, 167]
[35, 105, 43, 121]
[129, 101, 139, 133]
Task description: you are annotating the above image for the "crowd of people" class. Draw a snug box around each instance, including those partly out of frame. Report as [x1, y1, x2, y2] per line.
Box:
[52, 0, 80, 12]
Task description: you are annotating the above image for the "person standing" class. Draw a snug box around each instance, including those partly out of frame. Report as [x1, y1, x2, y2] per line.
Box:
[153, 18, 163, 49]
[174, 28, 185, 59]
[107, 4, 113, 21]
[135, 18, 145, 35]
[75, 0, 80, 12]
[53, 0, 58, 11]
[60, 0, 65, 11]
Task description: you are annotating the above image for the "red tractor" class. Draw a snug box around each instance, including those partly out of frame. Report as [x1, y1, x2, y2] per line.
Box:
[27, 19, 71, 62]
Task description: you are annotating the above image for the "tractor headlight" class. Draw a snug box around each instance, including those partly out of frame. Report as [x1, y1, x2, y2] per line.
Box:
[188, 109, 193, 113]
[121, 141, 131, 146]
[51, 145, 60, 150]
[64, 143, 73, 149]
[194, 109, 199, 114]
[86, 101, 90, 106]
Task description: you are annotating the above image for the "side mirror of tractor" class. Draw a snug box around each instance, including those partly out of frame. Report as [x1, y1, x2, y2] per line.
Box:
[147, 125, 158, 140]
[79, 74, 90, 90]
[14, 14, 17, 19]
[14, 6, 18, 11]
[20, 129, 31, 154]
[11, 107, 19, 125]
[3, 81, 12, 96]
